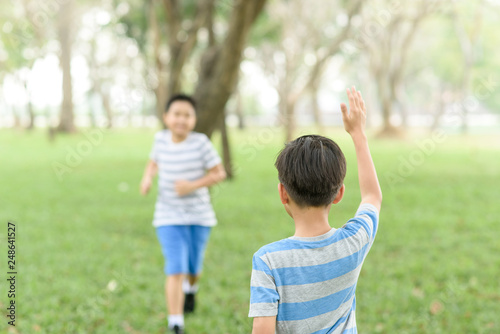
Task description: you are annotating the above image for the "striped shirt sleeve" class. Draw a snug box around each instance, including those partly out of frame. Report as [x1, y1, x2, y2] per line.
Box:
[199, 134, 222, 170]
[249, 252, 279, 317]
[149, 131, 163, 162]
[342, 203, 379, 247]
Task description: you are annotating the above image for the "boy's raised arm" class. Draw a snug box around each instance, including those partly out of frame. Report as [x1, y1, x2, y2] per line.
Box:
[340, 87, 382, 211]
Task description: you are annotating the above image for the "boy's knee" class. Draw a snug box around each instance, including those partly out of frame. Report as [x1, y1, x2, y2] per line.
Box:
[168, 274, 185, 278]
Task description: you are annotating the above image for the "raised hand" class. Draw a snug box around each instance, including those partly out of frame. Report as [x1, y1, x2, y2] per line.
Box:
[340, 86, 367, 136]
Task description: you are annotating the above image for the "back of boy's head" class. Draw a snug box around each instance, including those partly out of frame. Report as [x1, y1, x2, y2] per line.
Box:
[165, 94, 197, 113]
[275, 135, 346, 207]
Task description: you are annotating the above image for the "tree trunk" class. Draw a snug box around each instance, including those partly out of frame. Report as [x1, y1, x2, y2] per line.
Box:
[194, 0, 267, 138]
[13, 107, 21, 128]
[452, 3, 483, 134]
[220, 112, 233, 179]
[26, 98, 35, 130]
[56, 0, 75, 133]
[376, 73, 400, 137]
[310, 79, 324, 134]
[235, 91, 245, 130]
[88, 36, 113, 128]
[282, 97, 296, 143]
[102, 91, 113, 128]
[430, 86, 447, 131]
[151, 0, 168, 123]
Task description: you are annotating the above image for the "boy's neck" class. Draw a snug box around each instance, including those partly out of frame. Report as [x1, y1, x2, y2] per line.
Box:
[291, 205, 332, 238]
[170, 131, 189, 143]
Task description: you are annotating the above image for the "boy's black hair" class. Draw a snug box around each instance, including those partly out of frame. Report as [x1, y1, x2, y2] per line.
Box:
[165, 94, 197, 113]
[275, 135, 346, 207]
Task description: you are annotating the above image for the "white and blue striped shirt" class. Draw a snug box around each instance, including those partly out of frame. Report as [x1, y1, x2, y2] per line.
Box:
[249, 204, 379, 334]
[150, 130, 222, 227]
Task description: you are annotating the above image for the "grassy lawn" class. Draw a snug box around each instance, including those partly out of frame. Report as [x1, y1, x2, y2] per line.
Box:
[1, 127, 499, 333]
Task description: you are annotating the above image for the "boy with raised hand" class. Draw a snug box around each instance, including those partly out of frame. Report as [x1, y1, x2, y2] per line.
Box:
[140, 94, 226, 334]
[249, 87, 382, 333]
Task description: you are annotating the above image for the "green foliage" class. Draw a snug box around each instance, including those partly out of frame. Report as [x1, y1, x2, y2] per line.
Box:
[116, 0, 151, 53]
[0, 4, 37, 72]
[1, 128, 499, 333]
[247, 10, 282, 46]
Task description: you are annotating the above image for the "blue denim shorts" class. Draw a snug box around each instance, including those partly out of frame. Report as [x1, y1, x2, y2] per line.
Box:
[156, 225, 212, 275]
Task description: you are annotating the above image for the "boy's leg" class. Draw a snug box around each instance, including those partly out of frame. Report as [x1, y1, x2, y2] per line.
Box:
[167, 274, 185, 314]
[184, 225, 211, 313]
[156, 226, 189, 329]
[188, 225, 212, 275]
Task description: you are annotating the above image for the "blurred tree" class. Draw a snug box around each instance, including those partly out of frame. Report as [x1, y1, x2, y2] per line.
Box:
[402, 0, 498, 132]
[0, 1, 43, 129]
[120, 0, 266, 138]
[353, 0, 437, 136]
[81, 4, 149, 128]
[451, 0, 484, 134]
[117, 0, 266, 178]
[56, 0, 76, 132]
[191, 0, 267, 137]
[256, 0, 363, 141]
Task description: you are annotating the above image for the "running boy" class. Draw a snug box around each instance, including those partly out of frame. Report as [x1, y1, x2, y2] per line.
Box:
[141, 94, 226, 334]
[249, 87, 382, 333]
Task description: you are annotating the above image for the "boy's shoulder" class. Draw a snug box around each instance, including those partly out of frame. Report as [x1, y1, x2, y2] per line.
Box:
[189, 131, 210, 142]
[153, 129, 169, 140]
[253, 237, 294, 259]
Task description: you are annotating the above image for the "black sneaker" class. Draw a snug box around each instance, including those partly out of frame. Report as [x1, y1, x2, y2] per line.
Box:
[170, 325, 185, 334]
[184, 293, 196, 313]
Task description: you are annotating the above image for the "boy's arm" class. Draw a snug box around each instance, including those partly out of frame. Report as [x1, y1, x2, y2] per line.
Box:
[340, 87, 382, 211]
[252, 316, 276, 334]
[140, 159, 158, 196]
[175, 163, 227, 196]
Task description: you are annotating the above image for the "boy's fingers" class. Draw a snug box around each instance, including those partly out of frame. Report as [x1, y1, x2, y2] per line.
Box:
[351, 86, 361, 110]
[347, 88, 356, 112]
[357, 90, 365, 111]
[340, 103, 348, 117]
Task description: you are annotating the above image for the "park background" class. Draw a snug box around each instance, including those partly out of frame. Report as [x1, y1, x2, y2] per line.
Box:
[1, 0, 499, 333]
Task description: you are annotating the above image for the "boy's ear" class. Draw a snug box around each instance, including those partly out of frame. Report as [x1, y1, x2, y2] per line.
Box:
[332, 184, 345, 204]
[278, 183, 289, 205]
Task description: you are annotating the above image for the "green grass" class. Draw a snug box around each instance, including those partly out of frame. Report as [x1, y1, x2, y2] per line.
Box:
[1, 127, 499, 333]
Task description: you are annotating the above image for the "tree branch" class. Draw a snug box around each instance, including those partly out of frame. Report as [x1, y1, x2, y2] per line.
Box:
[290, 0, 364, 103]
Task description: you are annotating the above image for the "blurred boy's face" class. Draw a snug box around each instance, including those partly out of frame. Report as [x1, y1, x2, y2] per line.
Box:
[164, 101, 197, 140]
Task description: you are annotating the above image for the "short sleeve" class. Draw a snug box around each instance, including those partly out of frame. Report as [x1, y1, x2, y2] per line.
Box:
[149, 131, 163, 162]
[354, 203, 379, 241]
[200, 134, 222, 170]
[248, 253, 279, 318]
[342, 203, 379, 247]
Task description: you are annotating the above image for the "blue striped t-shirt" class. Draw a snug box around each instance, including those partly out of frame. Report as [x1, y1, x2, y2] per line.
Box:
[249, 203, 379, 334]
[149, 130, 222, 227]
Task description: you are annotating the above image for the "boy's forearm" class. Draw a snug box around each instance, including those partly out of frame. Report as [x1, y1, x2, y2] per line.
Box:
[142, 160, 158, 180]
[252, 316, 276, 334]
[351, 133, 382, 210]
[192, 165, 226, 189]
